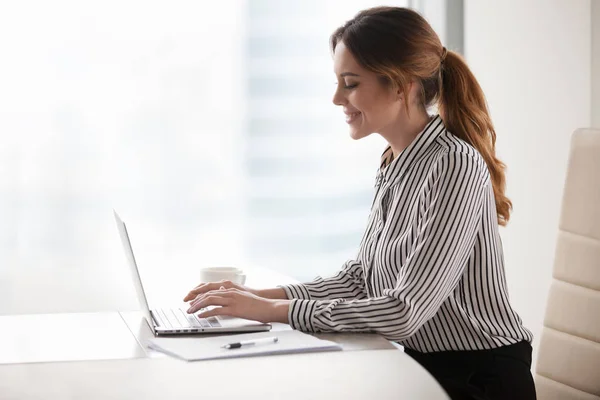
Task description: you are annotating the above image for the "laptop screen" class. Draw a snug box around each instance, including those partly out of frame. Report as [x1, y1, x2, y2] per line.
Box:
[113, 210, 154, 331]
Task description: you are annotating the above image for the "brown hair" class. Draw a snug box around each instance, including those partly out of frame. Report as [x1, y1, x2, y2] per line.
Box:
[331, 6, 511, 226]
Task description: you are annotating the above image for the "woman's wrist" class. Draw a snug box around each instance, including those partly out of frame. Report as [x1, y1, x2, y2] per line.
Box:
[255, 287, 288, 300]
[269, 299, 291, 323]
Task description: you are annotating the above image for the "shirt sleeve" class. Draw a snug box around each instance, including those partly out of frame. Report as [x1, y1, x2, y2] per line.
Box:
[286, 152, 490, 339]
[278, 259, 368, 301]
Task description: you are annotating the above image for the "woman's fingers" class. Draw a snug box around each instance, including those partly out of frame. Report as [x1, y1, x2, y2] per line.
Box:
[183, 283, 209, 301]
[187, 293, 232, 314]
[188, 288, 226, 307]
[197, 307, 228, 319]
[183, 280, 238, 302]
[184, 282, 223, 301]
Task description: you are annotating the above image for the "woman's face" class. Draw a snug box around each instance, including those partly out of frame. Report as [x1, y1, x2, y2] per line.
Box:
[332, 41, 403, 140]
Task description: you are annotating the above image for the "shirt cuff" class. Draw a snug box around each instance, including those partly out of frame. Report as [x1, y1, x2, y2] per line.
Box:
[278, 283, 311, 300]
[288, 299, 318, 332]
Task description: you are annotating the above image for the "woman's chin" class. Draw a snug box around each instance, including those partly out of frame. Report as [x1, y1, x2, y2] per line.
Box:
[349, 127, 369, 140]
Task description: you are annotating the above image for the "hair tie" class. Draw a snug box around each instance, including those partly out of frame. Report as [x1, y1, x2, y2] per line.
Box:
[440, 47, 448, 65]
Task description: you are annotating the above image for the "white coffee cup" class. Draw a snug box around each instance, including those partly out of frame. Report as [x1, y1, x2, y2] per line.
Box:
[199, 267, 246, 285]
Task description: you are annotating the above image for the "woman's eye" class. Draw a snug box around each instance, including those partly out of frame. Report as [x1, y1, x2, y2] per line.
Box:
[344, 83, 358, 89]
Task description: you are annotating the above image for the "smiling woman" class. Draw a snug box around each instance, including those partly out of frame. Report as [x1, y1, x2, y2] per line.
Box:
[184, 6, 536, 400]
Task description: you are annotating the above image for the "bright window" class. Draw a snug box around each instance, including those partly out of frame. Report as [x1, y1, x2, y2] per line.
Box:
[0, 0, 450, 314]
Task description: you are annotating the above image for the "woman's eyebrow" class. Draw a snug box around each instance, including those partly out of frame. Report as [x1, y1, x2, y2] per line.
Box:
[340, 72, 360, 77]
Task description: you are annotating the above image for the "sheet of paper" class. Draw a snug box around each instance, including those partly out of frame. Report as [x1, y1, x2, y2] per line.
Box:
[146, 329, 342, 361]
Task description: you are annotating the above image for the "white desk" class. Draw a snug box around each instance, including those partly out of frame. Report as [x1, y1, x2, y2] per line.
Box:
[0, 312, 145, 364]
[0, 267, 449, 399]
[0, 347, 448, 399]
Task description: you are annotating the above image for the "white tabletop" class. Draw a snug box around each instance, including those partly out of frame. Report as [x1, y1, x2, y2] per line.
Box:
[0, 312, 145, 364]
[0, 348, 448, 400]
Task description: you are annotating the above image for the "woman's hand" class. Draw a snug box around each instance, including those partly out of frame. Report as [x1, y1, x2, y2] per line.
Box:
[186, 287, 290, 324]
[183, 280, 256, 302]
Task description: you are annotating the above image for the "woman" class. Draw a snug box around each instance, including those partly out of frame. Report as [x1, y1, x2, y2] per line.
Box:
[184, 6, 536, 399]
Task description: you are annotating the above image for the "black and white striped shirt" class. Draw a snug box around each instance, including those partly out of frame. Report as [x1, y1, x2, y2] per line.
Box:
[281, 115, 533, 353]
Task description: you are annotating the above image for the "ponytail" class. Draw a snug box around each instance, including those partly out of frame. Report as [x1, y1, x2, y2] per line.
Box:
[438, 50, 512, 226]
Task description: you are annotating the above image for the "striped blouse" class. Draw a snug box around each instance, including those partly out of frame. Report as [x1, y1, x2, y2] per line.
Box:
[281, 115, 533, 353]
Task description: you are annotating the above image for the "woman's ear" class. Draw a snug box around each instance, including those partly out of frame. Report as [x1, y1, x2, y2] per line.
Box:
[396, 85, 405, 102]
[396, 81, 416, 102]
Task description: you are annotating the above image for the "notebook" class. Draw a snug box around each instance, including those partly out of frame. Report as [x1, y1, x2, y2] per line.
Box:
[146, 329, 342, 361]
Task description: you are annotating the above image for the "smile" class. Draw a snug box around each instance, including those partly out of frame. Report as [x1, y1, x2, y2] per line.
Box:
[345, 111, 361, 124]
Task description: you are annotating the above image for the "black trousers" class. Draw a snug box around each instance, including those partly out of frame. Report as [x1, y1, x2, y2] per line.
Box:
[404, 341, 536, 400]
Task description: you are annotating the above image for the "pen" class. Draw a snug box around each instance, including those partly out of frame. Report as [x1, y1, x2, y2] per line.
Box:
[222, 336, 279, 349]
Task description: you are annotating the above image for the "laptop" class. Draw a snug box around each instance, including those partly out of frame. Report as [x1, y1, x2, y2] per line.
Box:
[113, 210, 272, 335]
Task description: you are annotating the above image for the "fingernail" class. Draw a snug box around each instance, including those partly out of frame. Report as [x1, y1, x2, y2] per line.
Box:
[187, 308, 192, 313]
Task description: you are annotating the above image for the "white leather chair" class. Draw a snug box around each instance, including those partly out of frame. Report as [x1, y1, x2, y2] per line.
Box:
[535, 129, 600, 399]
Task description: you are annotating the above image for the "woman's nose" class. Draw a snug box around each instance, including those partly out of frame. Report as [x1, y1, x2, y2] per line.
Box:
[332, 86, 345, 106]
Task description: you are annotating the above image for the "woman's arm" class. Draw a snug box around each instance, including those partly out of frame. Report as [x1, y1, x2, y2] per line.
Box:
[254, 260, 368, 300]
[184, 261, 368, 320]
[253, 260, 368, 300]
[275, 260, 368, 301]
[184, 260, 366, 303]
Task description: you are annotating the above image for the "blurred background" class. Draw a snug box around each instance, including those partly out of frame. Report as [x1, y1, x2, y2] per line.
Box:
[0, 0, 597, 366]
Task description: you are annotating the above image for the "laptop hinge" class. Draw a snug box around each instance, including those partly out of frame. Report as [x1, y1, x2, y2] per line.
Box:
[149, 310, 161, 327]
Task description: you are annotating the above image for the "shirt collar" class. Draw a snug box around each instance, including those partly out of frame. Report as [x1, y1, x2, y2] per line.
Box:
[379, 114, 446, 186]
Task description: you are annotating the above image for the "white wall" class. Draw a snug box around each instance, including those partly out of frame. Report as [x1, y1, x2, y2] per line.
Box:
[0, 1, 247, 315]
[465, 0, 591, 363]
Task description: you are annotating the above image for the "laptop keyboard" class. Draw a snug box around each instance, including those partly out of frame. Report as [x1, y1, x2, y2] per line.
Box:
[154, 308, 221, 330]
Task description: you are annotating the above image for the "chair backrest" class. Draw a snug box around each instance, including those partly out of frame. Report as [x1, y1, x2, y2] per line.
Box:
[535, 128, 600, 399]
